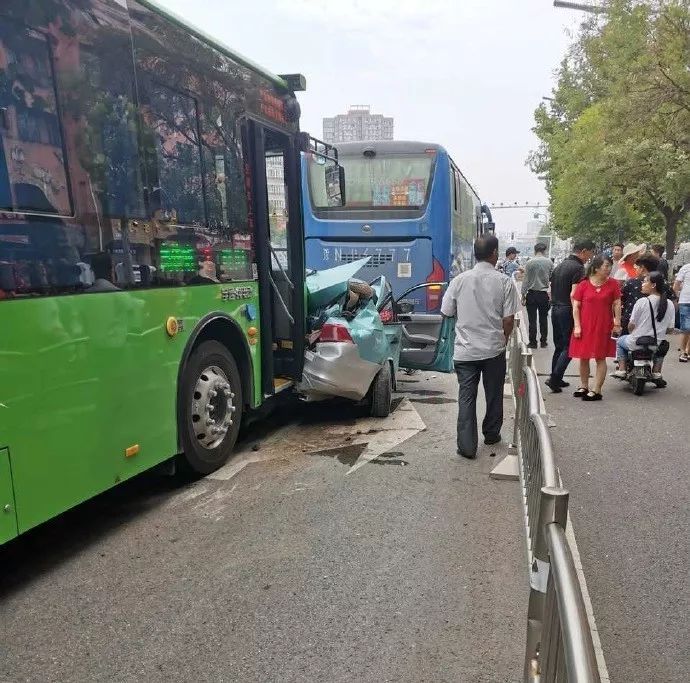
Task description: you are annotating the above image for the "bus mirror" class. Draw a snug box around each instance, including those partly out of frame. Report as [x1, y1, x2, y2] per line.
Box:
[485, 221, 496, 233]
[325, 164, 345, 207]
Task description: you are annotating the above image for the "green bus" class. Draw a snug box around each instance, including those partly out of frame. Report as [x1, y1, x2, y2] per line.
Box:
[0, 0, 339, 545]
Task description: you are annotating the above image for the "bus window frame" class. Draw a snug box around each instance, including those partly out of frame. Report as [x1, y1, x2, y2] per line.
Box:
[241, 116, 305, 390]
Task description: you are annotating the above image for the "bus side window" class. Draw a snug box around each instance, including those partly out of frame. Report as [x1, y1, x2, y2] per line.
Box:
[0, 23, 72, 216]
[139, 80, 205, 227]
[0, 10, 145, 298]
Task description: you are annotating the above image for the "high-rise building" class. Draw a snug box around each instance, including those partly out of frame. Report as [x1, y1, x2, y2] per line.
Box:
[323, 105, 394, 143]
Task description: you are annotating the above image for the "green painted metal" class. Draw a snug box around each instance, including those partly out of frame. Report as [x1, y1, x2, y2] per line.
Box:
[0, 449, 19, 544]
[0, 283, 260, 536]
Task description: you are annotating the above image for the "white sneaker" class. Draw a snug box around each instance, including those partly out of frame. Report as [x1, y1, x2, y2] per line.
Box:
[611, 370, 627, 379]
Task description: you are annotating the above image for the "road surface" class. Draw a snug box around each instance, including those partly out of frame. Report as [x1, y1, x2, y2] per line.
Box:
[0, 372, 527, 683]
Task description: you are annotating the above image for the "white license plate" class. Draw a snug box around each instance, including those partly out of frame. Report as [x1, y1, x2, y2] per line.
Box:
[633, 360, 650, 367]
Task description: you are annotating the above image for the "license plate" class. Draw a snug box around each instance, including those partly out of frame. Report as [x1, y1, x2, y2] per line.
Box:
[633, 360, 649, 367]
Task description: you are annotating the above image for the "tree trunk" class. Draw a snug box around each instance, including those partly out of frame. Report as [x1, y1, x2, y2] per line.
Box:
[665, 215, 678, 262]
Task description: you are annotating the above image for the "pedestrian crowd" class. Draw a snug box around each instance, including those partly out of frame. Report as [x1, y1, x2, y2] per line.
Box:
[441, 235, 690, 459]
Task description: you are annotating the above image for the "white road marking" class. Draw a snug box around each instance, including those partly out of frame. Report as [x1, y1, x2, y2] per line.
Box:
[208, 423, 296, 481]
[207, 452, 273, 481]
[344, 399, 426, 474]
[207, 398, 426, 481]
[566, 518, 611, 682]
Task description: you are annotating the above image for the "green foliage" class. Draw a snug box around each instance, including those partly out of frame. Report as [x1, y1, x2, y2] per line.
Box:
[530, 0, 690, 254]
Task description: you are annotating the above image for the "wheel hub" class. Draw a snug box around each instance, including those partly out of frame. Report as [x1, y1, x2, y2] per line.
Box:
[191, 365, 236, 449]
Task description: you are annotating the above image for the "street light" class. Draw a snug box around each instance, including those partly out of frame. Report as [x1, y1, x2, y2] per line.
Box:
[553, 1, 605, 13]
[533, 212, 556, 258]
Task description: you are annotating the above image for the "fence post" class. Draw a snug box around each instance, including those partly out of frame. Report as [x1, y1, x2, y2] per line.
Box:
[534, 486, 569, 562]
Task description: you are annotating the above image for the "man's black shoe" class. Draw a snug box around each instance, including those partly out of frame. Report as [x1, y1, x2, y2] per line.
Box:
[559, 380, 570, 388]
[545, 378, 562, 393]
[484, 434, 501, 446]
[540, 341, 548, 348]
[527, 342, 538, 349]
[457, 450, 476, 460]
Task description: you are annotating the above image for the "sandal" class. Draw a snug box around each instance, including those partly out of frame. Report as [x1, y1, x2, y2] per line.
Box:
[680, 353, 689, 363]
[582, 391, 603, 401]
[573, 387, 588, 397]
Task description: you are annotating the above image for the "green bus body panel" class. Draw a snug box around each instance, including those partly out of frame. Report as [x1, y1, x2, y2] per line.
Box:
[0, 449, 19, 543]
[0, 284, 260, 535]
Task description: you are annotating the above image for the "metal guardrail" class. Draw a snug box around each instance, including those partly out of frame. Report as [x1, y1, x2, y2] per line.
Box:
[508, 320, 600, 682]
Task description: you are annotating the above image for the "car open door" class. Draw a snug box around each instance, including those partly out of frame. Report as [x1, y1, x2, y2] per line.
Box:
[379, 282, 455, 373]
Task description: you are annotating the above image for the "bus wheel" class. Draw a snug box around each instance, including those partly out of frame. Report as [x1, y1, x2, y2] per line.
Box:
[369, 362, 392, 418]
[180, 340, 243, 475]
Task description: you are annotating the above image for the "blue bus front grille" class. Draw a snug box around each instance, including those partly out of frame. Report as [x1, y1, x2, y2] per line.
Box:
[336, 251, 394, 267]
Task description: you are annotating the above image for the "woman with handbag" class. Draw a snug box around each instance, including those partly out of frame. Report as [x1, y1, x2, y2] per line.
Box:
[612, 271, 676, 382]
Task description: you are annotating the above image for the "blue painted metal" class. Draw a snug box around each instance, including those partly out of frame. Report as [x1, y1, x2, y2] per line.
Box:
[301, 150, 453, 305]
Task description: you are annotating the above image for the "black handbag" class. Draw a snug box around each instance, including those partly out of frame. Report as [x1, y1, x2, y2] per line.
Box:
[639, 300, 670, 356]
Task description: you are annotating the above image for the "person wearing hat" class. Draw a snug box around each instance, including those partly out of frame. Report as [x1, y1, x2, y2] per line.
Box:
[614, 243, 646, 282]
[502, 247, 521, 278]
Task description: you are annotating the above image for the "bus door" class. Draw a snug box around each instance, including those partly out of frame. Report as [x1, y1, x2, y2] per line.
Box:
[245, 121, 305, 394]
[391, 282, 455, 373]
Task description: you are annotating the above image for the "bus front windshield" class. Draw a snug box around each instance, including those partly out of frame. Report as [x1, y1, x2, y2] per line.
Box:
[310, 153, 435, 210]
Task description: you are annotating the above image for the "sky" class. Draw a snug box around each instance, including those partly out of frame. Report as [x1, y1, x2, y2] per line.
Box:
[158, 0, 589, 235]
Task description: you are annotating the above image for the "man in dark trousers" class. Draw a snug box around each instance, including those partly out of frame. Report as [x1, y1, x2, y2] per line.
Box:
[545, 240, 595, 393]
[521, 242, 554, 348]
[441, 235, 521, 459]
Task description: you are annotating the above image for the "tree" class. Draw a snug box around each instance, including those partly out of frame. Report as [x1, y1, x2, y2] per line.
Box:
[530, 0, 690, 254]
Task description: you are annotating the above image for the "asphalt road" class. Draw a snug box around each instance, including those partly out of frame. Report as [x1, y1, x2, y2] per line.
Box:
[533, 336, 690, 683]
[0, 372, 527, 683]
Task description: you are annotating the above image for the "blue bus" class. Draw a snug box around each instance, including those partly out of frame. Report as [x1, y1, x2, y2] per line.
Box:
[302, 140, 492, 313]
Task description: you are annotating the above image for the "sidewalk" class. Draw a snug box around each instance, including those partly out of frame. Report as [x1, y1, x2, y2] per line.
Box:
[522, 320, 690, 683]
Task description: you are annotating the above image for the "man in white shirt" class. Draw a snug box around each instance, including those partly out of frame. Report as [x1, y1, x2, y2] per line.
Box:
[440, 235, 521, 459]
[674, 262, 690, 362]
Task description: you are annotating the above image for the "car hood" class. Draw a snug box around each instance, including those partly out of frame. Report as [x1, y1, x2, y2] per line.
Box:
[305, 258, 370, 312]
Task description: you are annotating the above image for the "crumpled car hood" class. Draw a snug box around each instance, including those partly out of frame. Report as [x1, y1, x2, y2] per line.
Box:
[305, 258, 371, 311]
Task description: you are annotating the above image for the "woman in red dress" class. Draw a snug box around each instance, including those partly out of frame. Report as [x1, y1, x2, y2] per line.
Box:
[570, 255, 622, 401]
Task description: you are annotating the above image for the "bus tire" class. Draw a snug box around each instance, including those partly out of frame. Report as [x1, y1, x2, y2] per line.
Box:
[369, 362, 392, 418]
[179, 340, 243, 475]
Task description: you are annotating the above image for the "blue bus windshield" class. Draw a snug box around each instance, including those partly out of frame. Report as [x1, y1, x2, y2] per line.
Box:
[309, 153, 435, 211]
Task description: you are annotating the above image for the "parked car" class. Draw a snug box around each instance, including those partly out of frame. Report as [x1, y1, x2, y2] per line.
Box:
[297, 259, 456, 417]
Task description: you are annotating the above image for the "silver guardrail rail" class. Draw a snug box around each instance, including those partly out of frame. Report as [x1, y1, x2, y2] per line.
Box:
[508, 317, 600, 682]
